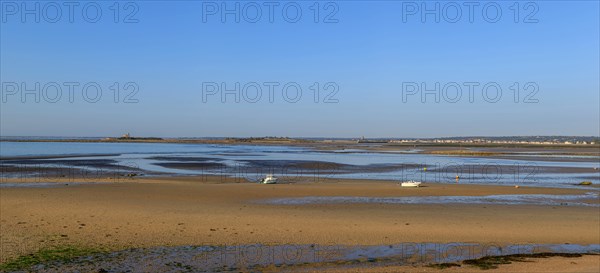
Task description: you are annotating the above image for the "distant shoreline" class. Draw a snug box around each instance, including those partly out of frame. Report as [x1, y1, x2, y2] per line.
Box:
[1, 137, 599, 149]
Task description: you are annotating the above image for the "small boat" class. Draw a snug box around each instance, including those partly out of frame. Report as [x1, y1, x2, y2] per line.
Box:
[401, 181, 422, 187]
[261, 174, 278, 184]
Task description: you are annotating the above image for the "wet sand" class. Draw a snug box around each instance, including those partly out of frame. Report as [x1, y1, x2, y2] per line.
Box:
[308, 255, 600, 273]
[1, 176, 599, 271]
[2, 139, 599, 156]
[426, 164, 600, 174]
[153, 162, 227, 170]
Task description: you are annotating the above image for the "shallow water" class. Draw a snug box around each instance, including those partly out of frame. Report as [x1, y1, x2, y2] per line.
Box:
[24, 243, 600, 272]
[1, 142, 599, 187]
[261, 192, 600, 207]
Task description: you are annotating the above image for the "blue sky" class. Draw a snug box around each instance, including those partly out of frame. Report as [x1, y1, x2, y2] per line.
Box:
[1, 1, 599, 138]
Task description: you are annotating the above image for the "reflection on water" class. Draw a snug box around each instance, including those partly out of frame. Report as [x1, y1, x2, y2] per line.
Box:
[261, 192, 600, 207]
[1, 142, 599, 187]
[25, 242, 600, 272]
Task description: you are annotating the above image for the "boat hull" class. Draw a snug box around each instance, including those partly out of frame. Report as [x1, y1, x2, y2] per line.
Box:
[401, 182, 422, 187]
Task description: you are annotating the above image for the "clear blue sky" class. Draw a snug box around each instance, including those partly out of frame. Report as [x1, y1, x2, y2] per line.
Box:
[1, 1, 599, 138]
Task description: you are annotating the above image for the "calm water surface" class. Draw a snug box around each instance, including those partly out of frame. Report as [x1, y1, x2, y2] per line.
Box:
[1, 142, 598, 187]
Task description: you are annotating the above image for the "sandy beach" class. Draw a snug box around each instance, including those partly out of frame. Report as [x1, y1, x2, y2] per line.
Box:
[1, 176, 598, 271]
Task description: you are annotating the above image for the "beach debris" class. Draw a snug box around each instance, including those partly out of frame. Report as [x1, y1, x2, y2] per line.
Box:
[427, 263, 461, 269]
[463, 252, 583, 270]
[515, 185, 520, 188]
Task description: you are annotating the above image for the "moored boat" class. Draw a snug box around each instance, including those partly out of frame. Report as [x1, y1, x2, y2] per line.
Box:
[401, 181, 422, 187]
[261, 174, 278, 184]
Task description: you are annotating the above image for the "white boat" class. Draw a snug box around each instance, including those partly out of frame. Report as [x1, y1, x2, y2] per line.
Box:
[401, 181, 422, 187]
[261, 174, 278, 184]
